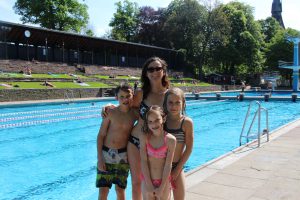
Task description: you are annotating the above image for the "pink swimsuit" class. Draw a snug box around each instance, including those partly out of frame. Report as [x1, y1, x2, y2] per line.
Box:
[141, 133, 175, 189]
[146, 133, 168, 159]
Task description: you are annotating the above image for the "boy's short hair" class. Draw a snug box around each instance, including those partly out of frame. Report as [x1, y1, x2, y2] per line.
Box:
[115, 82, 133, 96]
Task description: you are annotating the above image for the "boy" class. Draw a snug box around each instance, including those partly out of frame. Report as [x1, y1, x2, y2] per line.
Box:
[96, 83, 138, 200]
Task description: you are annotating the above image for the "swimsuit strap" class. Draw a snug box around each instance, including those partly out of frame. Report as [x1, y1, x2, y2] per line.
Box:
[146, 132, 168, 159]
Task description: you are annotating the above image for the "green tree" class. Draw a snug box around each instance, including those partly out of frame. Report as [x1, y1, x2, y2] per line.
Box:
[14, 0, 89, 33]
[265, 28, 300, 72]
[212, 1, 264, 76]
[163, 0, 207, 73]
[259, 17, 283, 44]
[109, 0, 139, 42]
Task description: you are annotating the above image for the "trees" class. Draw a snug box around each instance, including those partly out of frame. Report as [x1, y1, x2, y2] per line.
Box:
[14, 0, 89, 33]
[135, 6, 167, 46]
[211, 2, 264, 77]
[162, 0, 207, 74]
[109, 0, 139, 42]
[259, 17, 283, 44]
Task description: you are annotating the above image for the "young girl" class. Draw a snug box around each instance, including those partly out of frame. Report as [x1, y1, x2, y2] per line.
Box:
[163, 88, 194, 200]
[140, 105, 176, 200]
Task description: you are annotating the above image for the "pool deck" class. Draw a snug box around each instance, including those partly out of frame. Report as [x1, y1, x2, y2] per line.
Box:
[185, 119, 300, 200]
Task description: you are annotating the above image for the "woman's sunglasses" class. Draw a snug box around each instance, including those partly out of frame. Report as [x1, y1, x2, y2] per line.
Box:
[147, 67, 163, 73]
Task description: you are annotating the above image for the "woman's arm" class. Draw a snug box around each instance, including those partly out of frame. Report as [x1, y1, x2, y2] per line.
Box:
[131, 89, 143, 108]
[156, 134, 176, 196]
[172, 117, 194, 180]
[139, 134, 155, 192]
[101, 103, 116, 118]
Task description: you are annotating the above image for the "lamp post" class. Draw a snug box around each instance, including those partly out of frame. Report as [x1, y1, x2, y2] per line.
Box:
[24, 30, 31, 61]
[1, 26, 12, 59]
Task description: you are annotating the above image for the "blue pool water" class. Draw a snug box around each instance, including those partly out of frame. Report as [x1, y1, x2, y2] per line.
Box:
[200, 91, 300, 97]
[1, 99, 300, 200]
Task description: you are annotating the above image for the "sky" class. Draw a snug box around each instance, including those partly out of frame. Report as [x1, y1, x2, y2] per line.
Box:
[0, 0, 299, 37]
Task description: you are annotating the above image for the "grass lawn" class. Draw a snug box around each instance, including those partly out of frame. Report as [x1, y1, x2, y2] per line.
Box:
[0, 80, 212, 89]
[92, 75, 139, 80]
[171, 82, 212, 87]
[0, 73, 89, 79]
[0, 82, 111, 89]
[169, 77, 194, 81]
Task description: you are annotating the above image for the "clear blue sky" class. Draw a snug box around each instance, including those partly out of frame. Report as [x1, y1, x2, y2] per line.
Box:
[0, 0, 299, 36]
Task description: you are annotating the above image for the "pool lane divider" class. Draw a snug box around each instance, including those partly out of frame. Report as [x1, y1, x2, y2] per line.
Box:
[0, 114, 101, 129]
[0, 109, 99, 122]
[0, 105, 101, 117]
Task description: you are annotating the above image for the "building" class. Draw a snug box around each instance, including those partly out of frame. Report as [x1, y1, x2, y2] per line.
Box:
[271, 0, 285, 28]
[0, 20, 183, 69]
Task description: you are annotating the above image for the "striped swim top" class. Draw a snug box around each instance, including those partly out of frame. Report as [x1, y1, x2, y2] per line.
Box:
[164, 117, 185, 143]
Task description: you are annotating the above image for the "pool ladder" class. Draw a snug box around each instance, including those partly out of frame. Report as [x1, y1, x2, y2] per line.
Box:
[239, 101, 269, 147]
[64, 90, 74, 103]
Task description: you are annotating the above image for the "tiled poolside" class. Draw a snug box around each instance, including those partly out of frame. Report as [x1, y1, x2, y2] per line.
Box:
[185, 119, 300, 200]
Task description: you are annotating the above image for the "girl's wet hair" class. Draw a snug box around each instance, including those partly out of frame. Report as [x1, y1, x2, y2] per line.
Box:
[142, 105, 166, 134]
[163, 87, 186, 115]
[141, 57, 170, 100]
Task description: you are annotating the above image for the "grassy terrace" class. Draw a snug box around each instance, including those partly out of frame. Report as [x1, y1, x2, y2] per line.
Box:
[0, 73, 212, 89]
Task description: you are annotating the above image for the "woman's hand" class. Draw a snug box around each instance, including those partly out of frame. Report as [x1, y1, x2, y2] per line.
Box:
[101, 104, 116, 118]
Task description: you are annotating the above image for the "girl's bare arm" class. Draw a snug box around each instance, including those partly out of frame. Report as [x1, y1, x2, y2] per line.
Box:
[173, 117, 194, 176]
[157, 134, 176, 194]
[139, 134, 155, 192]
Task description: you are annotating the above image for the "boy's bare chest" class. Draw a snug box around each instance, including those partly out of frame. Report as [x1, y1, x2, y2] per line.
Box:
[111, 112, 135, 128]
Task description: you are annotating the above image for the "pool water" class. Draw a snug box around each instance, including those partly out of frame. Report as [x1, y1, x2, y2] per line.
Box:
[1, 100, 300, 200]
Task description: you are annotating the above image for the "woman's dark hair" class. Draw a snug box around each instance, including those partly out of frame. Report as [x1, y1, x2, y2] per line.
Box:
[142, 105, 166, 134]
[141, 57, 170, 100]
[163, 87, 186, 115]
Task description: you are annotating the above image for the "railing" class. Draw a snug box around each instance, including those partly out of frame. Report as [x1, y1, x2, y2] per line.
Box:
[240, 101, 269, 147]
[64, 90, 74, 103]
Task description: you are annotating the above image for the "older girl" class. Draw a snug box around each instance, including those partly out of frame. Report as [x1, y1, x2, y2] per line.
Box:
[163, 88, 194, 200]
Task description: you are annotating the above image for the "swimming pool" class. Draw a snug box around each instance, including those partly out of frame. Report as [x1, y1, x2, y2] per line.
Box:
[1, 99, 300, 199]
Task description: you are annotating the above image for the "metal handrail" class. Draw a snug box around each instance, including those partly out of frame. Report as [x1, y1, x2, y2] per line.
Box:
[240, 101, 269, 147]
[64, 90, 74, 103]
[260, 107, 269, 143]
[239, 101, 261, 146]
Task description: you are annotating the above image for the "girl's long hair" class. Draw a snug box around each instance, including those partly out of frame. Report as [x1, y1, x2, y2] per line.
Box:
[163, 87, 186, 115]
[141, 57, 170, 100]
[142, 105, 166, 134]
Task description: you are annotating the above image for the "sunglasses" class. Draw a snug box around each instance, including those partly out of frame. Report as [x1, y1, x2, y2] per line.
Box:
[147, 67, 163, 73]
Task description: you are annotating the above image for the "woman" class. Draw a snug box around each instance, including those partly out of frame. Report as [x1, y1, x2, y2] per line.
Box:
[103, 57, 170, 199]
[128, 57, 170, 200]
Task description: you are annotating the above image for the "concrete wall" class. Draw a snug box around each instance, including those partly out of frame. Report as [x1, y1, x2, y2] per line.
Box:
[0, 88, 109, 102]
[0, 86, 222, 102]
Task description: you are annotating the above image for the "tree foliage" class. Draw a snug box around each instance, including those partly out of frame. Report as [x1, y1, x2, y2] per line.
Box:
[211, 1, 264, 76]
[107, 0, 300, 81]
[14, 0, 89, 33]
[135, 6, 167, 46]
[109, 0, 139, 42]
